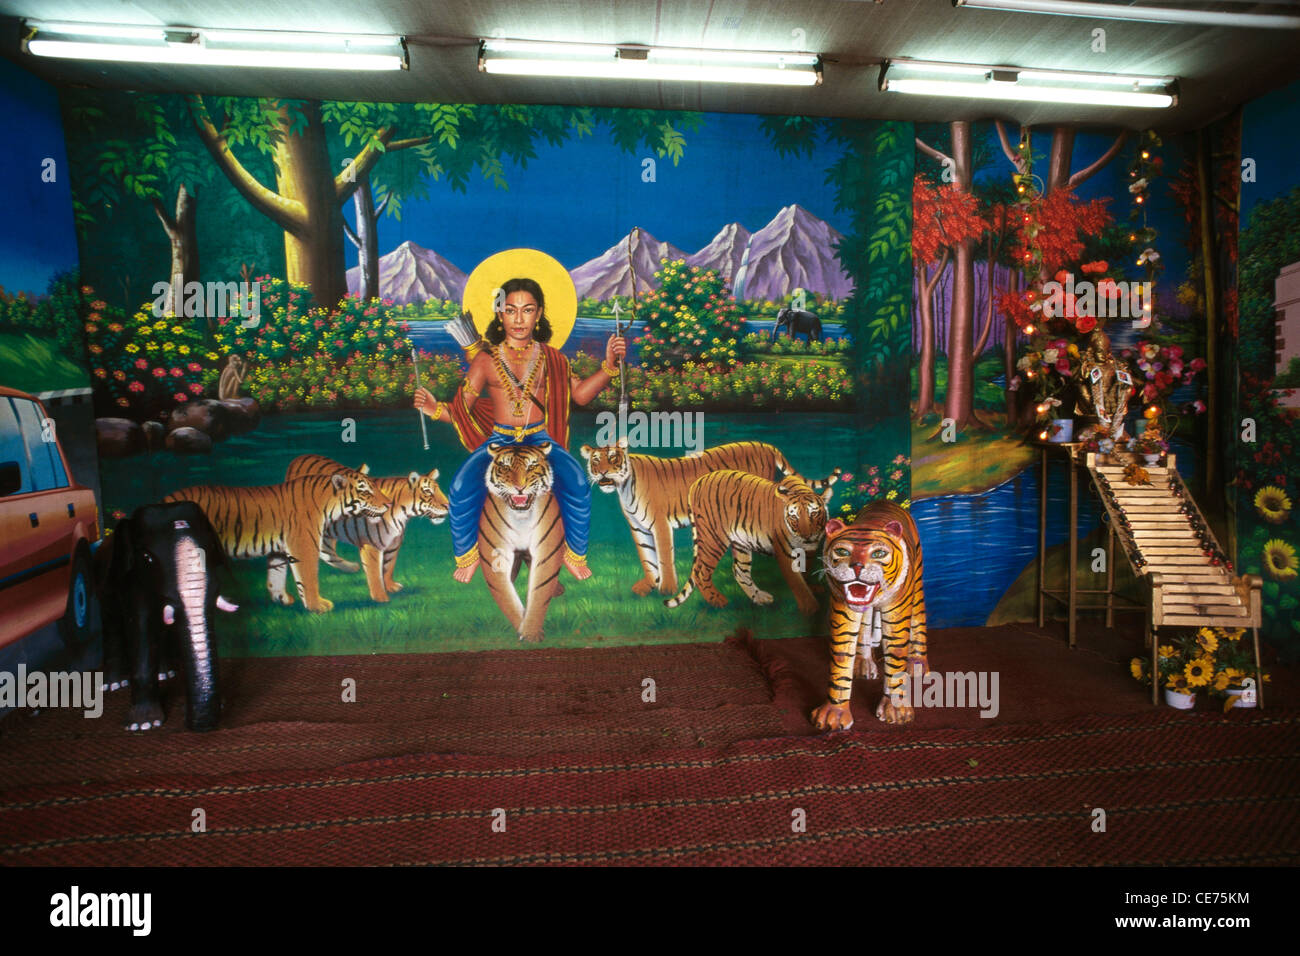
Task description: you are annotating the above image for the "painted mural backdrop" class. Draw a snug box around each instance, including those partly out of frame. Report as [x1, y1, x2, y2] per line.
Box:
[907, 120, 1209, 629]
[61, 92, 912, 655]
[0, 57, 83, 401]
[1238, 78, 1300, 661]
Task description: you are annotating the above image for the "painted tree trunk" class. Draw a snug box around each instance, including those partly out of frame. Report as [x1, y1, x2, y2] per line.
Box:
[1047, 127, 1076, 195]
[915, 266, 936, 420]
[942, 121, 976, 430]
[271, 102, 348, 308]
[349, 174, 381, 301]
[156, 184, 200, 319]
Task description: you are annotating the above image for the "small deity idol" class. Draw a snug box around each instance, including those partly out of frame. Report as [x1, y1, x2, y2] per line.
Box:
[1076, 330, 1134, 442]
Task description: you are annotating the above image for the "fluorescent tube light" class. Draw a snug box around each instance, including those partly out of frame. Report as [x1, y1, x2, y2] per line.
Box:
[880, 59, 1177, 108]
[954, 0, 1300, 29]
[22, 21, 409, 70]
[479, 39, 822, 86]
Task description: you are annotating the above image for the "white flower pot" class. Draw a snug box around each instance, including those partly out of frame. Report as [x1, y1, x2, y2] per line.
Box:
[1225, 688, 1257, 709]
[1143, 453, 1161, 465]
[1164, 688, 1196, 709]
[1049, 418, 1073, 443]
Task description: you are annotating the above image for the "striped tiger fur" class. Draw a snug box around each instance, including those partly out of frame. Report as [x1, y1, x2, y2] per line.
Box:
[580, 438, 839, 597]
[162, 470, 391, 613]
[664, 471, 831, 615]
[478, 442, 565, 643]
[810, 500, 927, 731]
[284, 454, 448, 603]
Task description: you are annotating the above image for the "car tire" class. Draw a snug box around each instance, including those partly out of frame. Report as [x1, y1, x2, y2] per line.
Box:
[59, 549, 94, 650]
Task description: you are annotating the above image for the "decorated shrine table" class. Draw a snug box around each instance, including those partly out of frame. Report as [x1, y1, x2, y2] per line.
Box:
[1035, 440, 1146, 649]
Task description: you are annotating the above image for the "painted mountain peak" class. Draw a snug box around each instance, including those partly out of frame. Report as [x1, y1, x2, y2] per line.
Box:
[685, 222, 751, 286]
[347, 240, 468, 305]
[569, 230, 688, 300]
[732, 204, 853, 302]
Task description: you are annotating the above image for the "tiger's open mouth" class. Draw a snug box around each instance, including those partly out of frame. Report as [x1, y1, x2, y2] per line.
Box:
[509, 493, 533, 510]
[844, 581, 880, 610]
[595, 477, 617, 491]
[428, 506, 449, 526]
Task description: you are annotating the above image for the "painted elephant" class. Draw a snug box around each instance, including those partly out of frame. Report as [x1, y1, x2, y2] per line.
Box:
[772, 308, 823, 344]
[96, 501, 238, 732]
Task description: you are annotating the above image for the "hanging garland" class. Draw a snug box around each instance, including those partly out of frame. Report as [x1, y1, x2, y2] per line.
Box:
[1126, 129, 1165, 328]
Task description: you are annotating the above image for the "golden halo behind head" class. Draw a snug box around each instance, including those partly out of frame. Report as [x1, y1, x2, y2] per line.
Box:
[462, 248, 577, 350]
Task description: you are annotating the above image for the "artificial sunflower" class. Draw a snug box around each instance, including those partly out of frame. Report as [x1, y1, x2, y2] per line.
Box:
[1130, 658, 1145, 680]
[1158, 644, 1175, 659]
[1184, 657, 1214, 687]
[1195, 629, 1219, 655]
[1254, 485, 1292, 524]
[1213, 671, 1231, 692]
[1222, 628, 1245, 642]
[1263, 539, 1299, 581]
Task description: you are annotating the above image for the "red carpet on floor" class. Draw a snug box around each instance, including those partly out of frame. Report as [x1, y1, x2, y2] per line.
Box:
[1, 625, 1297, 865]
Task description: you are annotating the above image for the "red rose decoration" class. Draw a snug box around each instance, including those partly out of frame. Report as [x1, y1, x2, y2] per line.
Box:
[1075, 315, 1097, 334]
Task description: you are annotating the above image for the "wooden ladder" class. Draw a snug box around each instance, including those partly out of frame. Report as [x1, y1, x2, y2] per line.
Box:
[1085, 453, 1264, 707]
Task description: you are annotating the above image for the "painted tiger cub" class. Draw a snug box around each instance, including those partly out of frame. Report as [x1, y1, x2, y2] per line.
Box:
[163, 470, 391, 613]
[580, 438, 839, 597]
[810, 500, 927, 731]
[665, 471, 832, 615]
[478, 442, 565, 643]
[284, 454, 449, 603]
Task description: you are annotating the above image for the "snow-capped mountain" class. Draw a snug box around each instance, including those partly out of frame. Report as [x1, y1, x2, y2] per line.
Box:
[347, 240, 468, 305]
[685, 222, 751, 287]
[732, 204, 853, 302]
[568, 230, 688, 300]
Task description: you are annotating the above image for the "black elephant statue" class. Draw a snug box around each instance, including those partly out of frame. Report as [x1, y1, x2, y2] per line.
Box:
[95, 501, 238, 732]
[772, 308, 823, 344]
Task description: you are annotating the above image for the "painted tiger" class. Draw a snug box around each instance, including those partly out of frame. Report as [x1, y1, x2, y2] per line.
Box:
[810, 500, 928, 730]
[284, 454, 449, 603]
[162, 470, 391, 613]
[665, 471, 832, 615]
[477, 442, 565, 642]
[580, 438, 839, 597]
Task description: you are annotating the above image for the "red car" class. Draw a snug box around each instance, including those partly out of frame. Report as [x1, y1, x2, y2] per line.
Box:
[0, 386, 99, 649]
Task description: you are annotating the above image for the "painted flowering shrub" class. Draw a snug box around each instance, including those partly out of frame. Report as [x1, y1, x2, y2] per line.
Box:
[84, 294, 217, 419]
[832, 454, 911, 522]
[571, 353, 852, 412]
[243, 351, 464, 412]
[635, 259, 745, 369]
[209, 277, 412, 365]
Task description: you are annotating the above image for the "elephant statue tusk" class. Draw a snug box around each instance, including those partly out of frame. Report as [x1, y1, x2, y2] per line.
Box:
[163, 604, 175, 625]
[216, 595, 239, 612]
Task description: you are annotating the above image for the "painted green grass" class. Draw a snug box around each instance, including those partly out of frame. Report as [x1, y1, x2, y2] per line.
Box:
[0, 333, 89, 394]
[100, 409, 897, 657]
[910, 420, 1035, 498]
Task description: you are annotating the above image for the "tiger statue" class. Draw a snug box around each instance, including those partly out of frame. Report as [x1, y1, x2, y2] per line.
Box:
[163, 470, 391, 613]
[581, 438, 839, 597]
[665, 471, 832, 616]
[284, 454, 449, 603]
[810, 500, 927, 731]
[478, 442, 565, 643]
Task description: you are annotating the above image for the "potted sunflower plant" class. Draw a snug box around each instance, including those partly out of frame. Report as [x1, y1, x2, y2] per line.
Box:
[1198, 627, 1270, 711]
[1129, 627, 1222, 708]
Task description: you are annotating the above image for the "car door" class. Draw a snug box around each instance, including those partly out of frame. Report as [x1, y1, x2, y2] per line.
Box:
[0, 397, 74, 646]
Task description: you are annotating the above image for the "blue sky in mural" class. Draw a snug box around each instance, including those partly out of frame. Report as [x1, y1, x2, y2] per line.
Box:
[0, 59, 79, 297]
[346, 112, 850, 272]
[1241, 79, 1300, 225]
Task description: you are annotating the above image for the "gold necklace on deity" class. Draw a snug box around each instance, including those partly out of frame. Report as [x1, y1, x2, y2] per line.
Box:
[494, 343, 543, 437]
